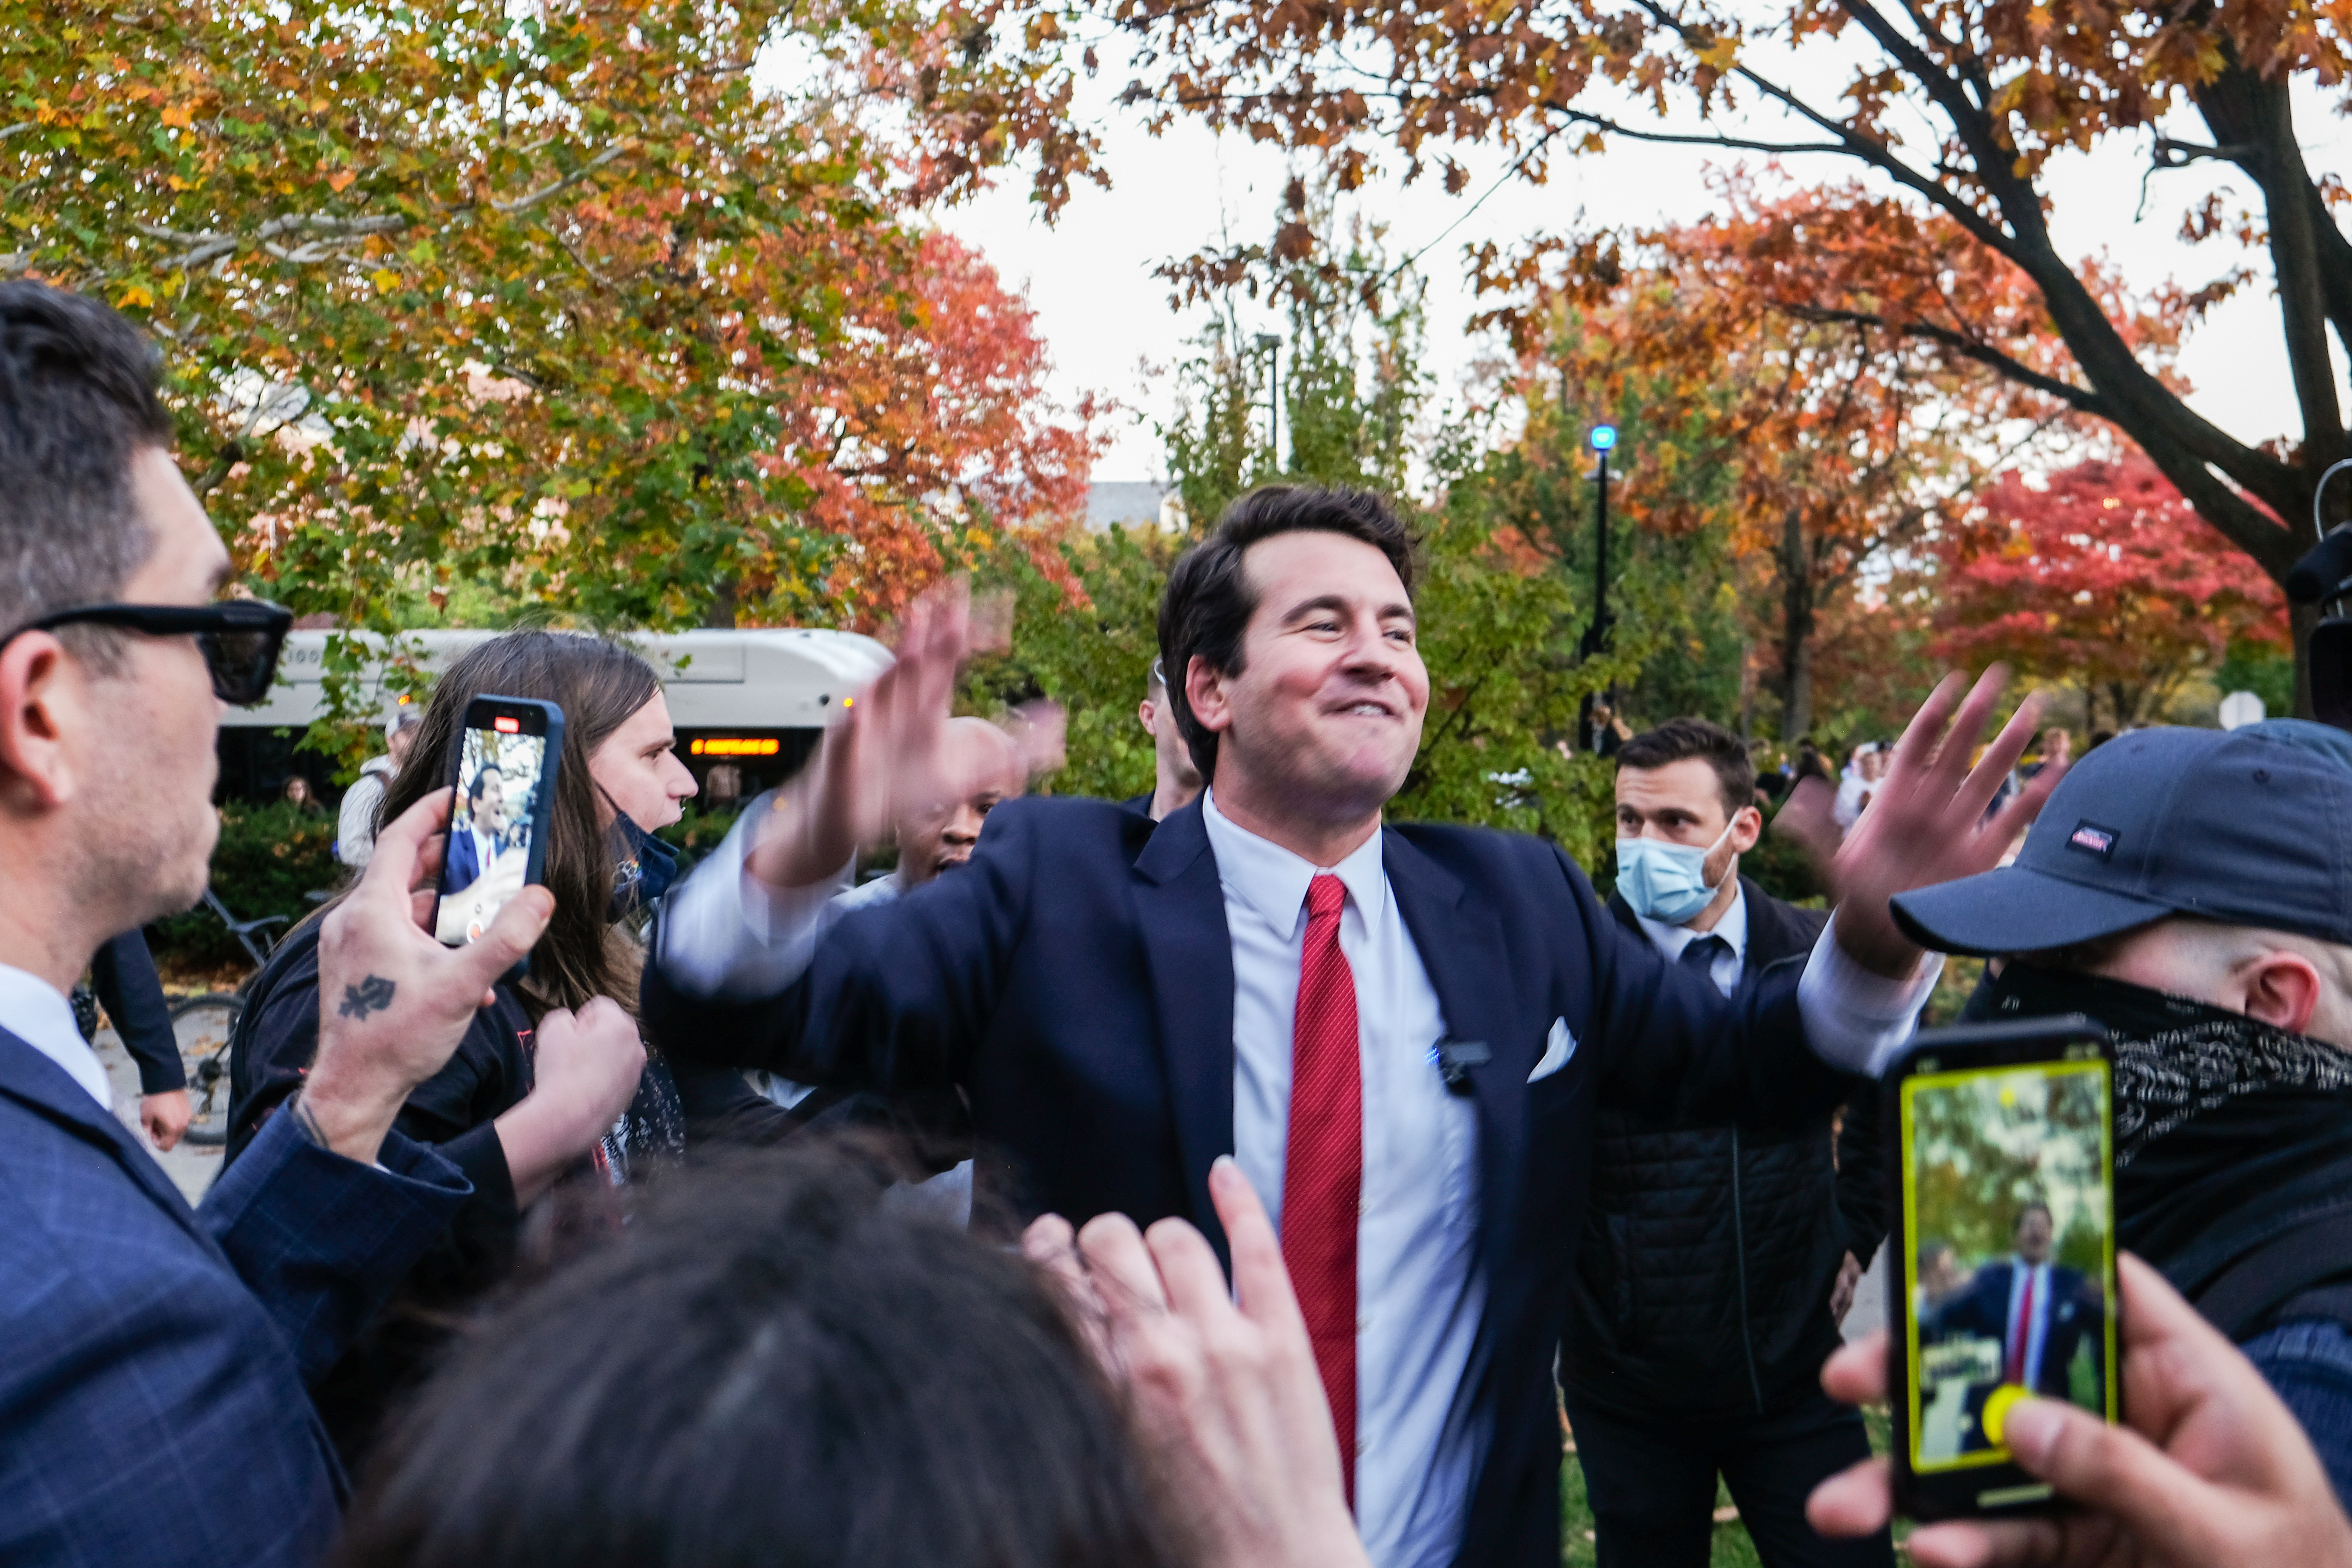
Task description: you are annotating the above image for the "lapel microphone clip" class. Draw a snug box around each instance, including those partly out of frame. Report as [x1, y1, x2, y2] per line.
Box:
[1433, 1038, 1491, 1096]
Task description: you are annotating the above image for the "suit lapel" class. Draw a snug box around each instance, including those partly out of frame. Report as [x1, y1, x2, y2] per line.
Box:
[1383, 828, 1526, 1285]
[1130, 800, 1240, 1260]
[0, 1027, 211, 1242]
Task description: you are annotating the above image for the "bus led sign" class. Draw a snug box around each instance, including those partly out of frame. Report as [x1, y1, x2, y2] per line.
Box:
[690, 737, 781, 757]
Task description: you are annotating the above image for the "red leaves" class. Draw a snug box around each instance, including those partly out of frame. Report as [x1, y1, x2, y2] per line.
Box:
[1927, 453, 2290, 721]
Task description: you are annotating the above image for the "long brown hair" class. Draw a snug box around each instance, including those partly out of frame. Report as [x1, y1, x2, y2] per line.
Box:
[373, 631, 663, 1016]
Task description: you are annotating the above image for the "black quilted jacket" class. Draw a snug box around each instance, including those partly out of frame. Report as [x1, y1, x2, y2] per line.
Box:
[1559, 882, 1888, 1421]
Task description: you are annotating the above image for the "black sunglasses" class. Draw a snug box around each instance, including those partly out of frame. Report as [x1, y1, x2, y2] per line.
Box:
[0, 600, 295, 705]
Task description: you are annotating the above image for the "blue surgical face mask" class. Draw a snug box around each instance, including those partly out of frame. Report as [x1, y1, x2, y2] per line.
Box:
[607, 807, 682, 921]
[1613, 819, 1736, 926]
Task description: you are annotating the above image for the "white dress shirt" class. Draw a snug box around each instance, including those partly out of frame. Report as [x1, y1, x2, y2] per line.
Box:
[0, 961, 112, 1109]
[656, 791, 1937, 1567]
[1201, 791, 1485, 1568]
[1633, 882, 1750, 997]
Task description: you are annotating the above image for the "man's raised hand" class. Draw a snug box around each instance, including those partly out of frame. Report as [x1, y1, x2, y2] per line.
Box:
[1783, 666, 2061, 978]
[748, 578, 980, 889]
[300, 787, 553, 1165]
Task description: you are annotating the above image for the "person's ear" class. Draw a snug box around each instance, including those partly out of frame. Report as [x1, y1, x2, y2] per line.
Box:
[1728, 804, 1764, 855]
[1137, 698, 1156, 733]
[0, 632, 86, 813]
[2235, 951, 2323, 1036]
[1185, 656, 1234, 738]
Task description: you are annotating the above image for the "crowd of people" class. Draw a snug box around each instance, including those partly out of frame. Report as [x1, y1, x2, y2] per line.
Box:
[8, 277, 2352, 1568]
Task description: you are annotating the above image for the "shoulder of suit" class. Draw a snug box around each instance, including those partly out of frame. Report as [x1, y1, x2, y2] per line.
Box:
[1740, 877, 1828, 949]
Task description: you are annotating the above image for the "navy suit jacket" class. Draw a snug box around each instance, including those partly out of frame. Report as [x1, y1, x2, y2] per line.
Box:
[1933, 1261, 2100, 1400]
[443, 823, 487, 892]
[0, 1028, 470, 1567]
[644, 795, 1853, 1568]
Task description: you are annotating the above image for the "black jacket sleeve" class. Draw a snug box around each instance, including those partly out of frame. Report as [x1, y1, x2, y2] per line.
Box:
[91, 931, 183, 1094]
[1835, 1086, 1890, 1263]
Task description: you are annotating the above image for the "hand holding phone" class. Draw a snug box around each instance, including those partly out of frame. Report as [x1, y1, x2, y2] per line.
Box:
[1811, 1256, 2352, 1567]
[1886, 1017, 2121, 1520]
[435, 696, 564, 976]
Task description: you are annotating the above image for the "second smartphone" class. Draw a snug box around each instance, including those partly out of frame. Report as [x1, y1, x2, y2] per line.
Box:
[433, 694, 564, 977]
[1882, 1014, 2121, 1522]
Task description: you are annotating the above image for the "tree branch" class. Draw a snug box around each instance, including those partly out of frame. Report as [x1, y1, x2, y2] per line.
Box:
[1775, 303, 2113, 418]
[491, 140, 631, 214]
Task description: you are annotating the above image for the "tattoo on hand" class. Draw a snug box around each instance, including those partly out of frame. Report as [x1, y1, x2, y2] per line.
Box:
[338, 975, 397, 1020]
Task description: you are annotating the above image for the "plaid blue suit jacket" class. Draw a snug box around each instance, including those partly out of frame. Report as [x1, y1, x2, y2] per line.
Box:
[0, 1027, 470, 1567]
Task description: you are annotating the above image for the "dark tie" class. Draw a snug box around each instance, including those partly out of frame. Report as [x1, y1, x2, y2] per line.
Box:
[1681, 935, 1728, 973]
[1284, 873, 1361, 1506]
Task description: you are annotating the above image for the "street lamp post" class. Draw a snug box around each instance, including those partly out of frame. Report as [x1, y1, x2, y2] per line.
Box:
[1578, 424, 1619, 751]
[1254, 332, 1282, 471]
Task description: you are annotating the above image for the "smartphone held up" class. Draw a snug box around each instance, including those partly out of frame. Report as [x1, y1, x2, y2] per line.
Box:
[435, 696, 563, 974]
[1885, 1016, 2122, 1522]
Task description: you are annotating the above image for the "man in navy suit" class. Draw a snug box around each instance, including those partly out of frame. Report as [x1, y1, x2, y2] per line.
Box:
[646, 485, 2060, 1568]
[441, 762, 507, 892]
[0, 282, 632, 1567]
[1929, 1202, 2104, 1449]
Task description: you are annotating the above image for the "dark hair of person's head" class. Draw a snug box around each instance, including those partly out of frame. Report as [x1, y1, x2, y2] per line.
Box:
[0, 283, 175, 669]
[375, 631, 661, 1014]
[1155, 484, 1417, 783]
[1615, 717, 1756, 822]
[466, 763, 503, 806]
[1792, 743, 1832, 785]
[329, 1145, 1184, 1568]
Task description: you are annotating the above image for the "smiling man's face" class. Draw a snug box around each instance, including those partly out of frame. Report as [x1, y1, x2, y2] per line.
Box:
[1199, 529, 1428, 825]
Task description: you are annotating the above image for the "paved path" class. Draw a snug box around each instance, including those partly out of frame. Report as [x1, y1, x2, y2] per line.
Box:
[91, 1023, 223, 1205]
[1845, 1241, 1888, 1344]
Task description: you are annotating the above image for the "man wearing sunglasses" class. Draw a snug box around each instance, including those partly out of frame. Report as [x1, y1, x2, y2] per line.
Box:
[0, 282, 633, 1568]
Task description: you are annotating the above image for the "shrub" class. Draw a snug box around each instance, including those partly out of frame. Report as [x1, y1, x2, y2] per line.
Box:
[150, 801, 345, 970]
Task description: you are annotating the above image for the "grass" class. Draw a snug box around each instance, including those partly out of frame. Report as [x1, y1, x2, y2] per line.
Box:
[1560, 1403, 1903, 1566]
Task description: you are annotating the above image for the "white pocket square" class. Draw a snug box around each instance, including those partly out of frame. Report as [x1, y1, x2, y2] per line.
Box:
[1529, 1017, 1576, 1082]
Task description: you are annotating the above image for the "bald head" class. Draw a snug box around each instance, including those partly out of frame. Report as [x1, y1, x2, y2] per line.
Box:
[2061, 917, 2352, 1050]
[898, 717, 1025, 885]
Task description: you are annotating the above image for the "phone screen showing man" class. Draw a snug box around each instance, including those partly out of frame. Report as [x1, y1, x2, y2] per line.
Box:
[1900, 1055, 2119, 1475]
[435, 720, 547, 947]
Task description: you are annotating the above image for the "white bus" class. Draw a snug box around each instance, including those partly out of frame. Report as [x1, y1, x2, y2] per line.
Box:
[216, 627, 893, 804]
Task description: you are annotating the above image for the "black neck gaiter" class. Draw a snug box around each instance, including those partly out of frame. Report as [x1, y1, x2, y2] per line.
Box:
[1975, 964, 2352, 1271]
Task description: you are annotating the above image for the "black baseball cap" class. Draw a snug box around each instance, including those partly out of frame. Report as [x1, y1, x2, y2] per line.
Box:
[1890, 724, 2352, 957]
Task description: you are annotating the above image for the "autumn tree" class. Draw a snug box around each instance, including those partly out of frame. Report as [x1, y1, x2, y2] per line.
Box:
[2, 0, 1097, 641]
[1085, 0, 2350, 706]
[1477, 178, 2062, 740]
[1929, 452, 2291, 729]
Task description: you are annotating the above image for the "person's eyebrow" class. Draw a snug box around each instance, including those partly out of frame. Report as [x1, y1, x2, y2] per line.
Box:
[1277, 593, 1417, 626]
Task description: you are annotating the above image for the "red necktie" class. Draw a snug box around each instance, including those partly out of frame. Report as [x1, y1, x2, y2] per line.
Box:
[1284, 872, 1362, 1506]
[2007, 1268, 2037, 1386]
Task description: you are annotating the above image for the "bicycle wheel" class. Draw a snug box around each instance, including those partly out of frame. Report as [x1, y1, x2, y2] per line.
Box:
[171, 992, 242, 1148]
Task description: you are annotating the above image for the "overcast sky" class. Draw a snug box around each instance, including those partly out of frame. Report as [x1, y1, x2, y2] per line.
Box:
[926, 45, 2346, 486]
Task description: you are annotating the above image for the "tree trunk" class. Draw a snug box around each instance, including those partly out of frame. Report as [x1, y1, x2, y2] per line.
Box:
[702, 577, 739, 629]
[1775, 506, 1816, 741]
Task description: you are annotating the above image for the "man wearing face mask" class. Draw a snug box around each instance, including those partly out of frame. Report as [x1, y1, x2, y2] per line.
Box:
[1563, 718, 1892, 1568]
[1890, 720, 2352, 1505]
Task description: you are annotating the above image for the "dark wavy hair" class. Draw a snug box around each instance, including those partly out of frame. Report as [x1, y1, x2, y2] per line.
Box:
[373, 631, 662, 1015]
[1155, 484, 1416, 784]
[330, 1144, 1185, 1568]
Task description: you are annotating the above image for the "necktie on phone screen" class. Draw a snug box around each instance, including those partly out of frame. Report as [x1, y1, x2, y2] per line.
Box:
[1284, 872, 1361, 1507]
